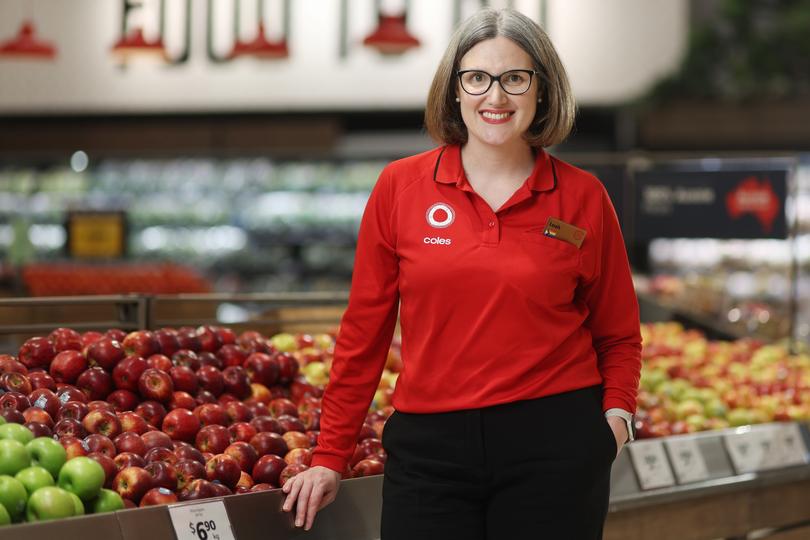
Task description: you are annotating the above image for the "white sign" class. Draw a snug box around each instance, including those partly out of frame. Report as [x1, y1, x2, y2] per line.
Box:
[628, 440, 676, 490]
[664, 437, 710, 484]
[764, 423, 809, 469]
[724, 428, 767, 474]
[169, 499, 236, 540]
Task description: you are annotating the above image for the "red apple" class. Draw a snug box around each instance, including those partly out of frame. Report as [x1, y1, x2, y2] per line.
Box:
[236, 471, 254, 491]
[114, 432, 147, 456]
[54, 417, 87, 439]
[248, 383, 272, 405]
[250, 416, 282, 434]
[276, 415, 306, 433]
[113, 452, 147, 472]
[49, 327, 83, 352]
[29, 388, 60, 418]
[218, 393, 238, 405]
[81, 331, 104, 347]
[357, 423, 377, 442]
[87, 451, 117, 488]
[76, 367, 113, 401]
[250, 483, 273, 492]
[0, 408, 24, 424]
[249, 432, 288, 457]
[222, 366, 251, 399]
[122, 331, 160, 358]
[112, 355, 148, 391]
[24, 421, 51, 438]
[169, 365, 198, 394]
[104, 329, 128, 342]
[197, 352, 222, 370]
[45, 350, 85, 384]
[195, 424, 231, 454]
[172, 350, 201, 372]
[224, 401, 252, 424]
[243, 353, 280, 387]
[144, 461, 178, 491]
[56, 385, 87, 404]
[215, 327, 236, 346]
[144, 355, 171, 373]
[175, 459, 206, 490]
[107, 389, 139, 412]
[205, 454, 241, 488]
[228, 422, 257, 443]
[118, 411, 149, 434]
[352, 457, 385, 477]
[0, 391, 31, 412]
[174, 444, 205, 464]
[142, 430, 174, 451]
[18, 337, 56, 370]
[162, 408, 201, 442]
[28, 370, 56, 391]
[276, 353, 299, 385]
[169, 391, 197, 411]
[113, 466, 154, 503]
[245, 401, 270, 419]
[138, 368, 174, 403]
[299, 409, 321, 431]
[145, 446, 178, 465]
[278, 463, 308, 485]
[269, 398, 298, 418]
[154, 328, 181, 357]
[196, 366, 225, 396]
[58, 402, 90, 424]
[305, 430, 319, 448]
[217, 344, 247, 369]
[195, 403, 229, 427]
[82, 408, 122, 438]
[140, 487, 178, 506]
[195, 389, 217, 405]
[178, 478, 215, 501]
[196, 326, 223, 353]
[224, 441, 258, 472]
[176, 328, 201, 352]
[0, 372, 32, 395]
[284, 448, 312, 466]
[23, 407, 54, 428]
[85, 433, 116, 458]
[134, 401, 167, 427]
[60, 435, 89, 459]
[282, 431, 311, 451]
[86, 337, 126, 371]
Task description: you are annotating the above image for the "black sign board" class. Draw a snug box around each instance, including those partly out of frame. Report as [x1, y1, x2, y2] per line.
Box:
[633, 168, 789, 239]
[583, 164, 626, 228]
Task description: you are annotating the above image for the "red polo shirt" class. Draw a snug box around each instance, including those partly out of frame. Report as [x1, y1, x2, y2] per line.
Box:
[312, 144, 641, 473]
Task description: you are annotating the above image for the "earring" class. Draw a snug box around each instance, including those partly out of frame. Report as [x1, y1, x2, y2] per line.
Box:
[538, 97, 543, 103]
[455, 97, 460, 102]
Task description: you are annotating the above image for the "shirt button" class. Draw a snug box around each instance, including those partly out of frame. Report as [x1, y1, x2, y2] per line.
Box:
[488, 221, 495, 228]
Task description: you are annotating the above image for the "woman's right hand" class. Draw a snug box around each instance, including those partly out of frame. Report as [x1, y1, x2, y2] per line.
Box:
[281, 465, 342, 531]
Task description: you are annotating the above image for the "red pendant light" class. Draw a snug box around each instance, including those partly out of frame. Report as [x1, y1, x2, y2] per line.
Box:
[0, 20, 56, 60]
[230, 22, 289, 59]
[111, 28, 168, 61]
[363, 13, 420, 55]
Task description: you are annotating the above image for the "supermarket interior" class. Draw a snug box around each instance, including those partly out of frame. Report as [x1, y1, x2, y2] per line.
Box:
[1, 1, 810, 539]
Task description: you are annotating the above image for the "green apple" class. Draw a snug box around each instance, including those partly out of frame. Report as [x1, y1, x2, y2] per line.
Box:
[0, 475, 28, 522]
[57, 456, 105, 501]
[26, 437, 67, 479]
[0, 416, 6, 425]
[0, 439, 31, 476]
[68, 492, 85, 516]
[26, 486, 76, 521]
[90, 489, 125, 514]
[15, 466, 54, 495]
[270, 333, 297, 352]
[0, 503, 10, 526]
[0, 424, 34, 445]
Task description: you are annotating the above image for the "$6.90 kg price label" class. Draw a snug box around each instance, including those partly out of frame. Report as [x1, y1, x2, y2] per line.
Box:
[168, 500, 235, 540]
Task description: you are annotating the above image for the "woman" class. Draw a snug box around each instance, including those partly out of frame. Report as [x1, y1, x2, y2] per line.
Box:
[283, 8, 641, 539]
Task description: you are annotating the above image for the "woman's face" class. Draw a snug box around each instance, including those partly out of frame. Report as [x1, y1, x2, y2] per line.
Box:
[456, 36, 539, 149]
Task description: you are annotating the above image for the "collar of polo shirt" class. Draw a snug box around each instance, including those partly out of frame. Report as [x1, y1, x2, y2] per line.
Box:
[432, 144, 556, 192]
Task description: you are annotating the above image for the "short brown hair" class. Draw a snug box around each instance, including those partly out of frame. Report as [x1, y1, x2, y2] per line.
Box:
[425, 8, 575, 148]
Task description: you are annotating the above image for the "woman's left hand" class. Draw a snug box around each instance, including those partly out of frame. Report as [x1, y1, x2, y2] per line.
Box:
[606, 415, 629, 458]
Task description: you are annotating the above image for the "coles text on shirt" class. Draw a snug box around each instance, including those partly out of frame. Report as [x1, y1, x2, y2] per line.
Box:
[426, 202, 455, 228]
[543, 217, 586, 248]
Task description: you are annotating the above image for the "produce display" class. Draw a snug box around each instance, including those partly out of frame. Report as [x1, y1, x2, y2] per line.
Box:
[0, 326, 396, 525]
[635, 322, 810, 438]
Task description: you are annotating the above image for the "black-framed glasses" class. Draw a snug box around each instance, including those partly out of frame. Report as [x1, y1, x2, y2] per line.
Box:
[457, 69, 537, 96]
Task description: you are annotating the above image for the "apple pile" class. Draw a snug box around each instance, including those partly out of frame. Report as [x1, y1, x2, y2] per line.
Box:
[0, 421, 125, 525]
[635, 322, 810, 438]
[0, 326, 393, 522]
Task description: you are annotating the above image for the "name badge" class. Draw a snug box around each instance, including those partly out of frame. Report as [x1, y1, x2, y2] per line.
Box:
[543, 217, 586, 248]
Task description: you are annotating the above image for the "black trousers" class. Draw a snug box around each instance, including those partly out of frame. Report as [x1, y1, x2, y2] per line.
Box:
[380, 385, 616, 540]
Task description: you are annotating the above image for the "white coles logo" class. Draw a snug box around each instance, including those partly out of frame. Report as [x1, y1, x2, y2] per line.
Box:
[426, 203, 455, 228]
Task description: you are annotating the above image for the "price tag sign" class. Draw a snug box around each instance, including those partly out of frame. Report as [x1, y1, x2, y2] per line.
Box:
[724, 429, 765, 474]
[627, 440, 676, 490]
[774, 423, 808, 467]
[664, 437, 710, 484]
[169, 500, 236, 540]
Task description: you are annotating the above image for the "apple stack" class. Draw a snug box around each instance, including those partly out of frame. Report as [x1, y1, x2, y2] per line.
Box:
[0, 325, 394, 523]
[634, 322, 810, 438]
[0, 421, 125, 525]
